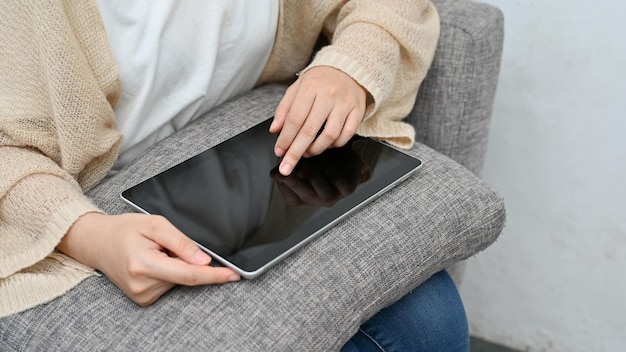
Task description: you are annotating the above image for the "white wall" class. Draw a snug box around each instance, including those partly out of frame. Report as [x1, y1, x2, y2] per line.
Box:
[459, 1, 626, 351]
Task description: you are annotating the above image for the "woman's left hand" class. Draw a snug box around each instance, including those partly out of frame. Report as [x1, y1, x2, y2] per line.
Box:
[270, 66, 367, 176]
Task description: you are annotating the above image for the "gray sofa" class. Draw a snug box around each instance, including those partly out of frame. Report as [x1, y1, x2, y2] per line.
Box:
[0, 0, 505, 350]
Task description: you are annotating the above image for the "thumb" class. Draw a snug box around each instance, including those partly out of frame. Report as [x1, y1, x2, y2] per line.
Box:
[142, 215, 212, 265]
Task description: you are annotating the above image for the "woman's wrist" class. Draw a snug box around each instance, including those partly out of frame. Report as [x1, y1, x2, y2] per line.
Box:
[56, 212, 107, 269]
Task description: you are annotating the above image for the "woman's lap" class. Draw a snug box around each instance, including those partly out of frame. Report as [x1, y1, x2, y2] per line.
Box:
[341, 270, 470, 352]
[1, 270, 468, 351]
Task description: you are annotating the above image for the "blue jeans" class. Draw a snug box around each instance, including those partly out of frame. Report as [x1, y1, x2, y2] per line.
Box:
[341, 271, 470, 352]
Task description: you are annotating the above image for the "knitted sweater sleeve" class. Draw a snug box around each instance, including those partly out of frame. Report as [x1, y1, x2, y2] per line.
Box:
[305, 0, 440, 148]
[0, 0, 121, 316]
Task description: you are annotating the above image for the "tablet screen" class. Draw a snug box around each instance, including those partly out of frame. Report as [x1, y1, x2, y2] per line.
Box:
[121, 118, 421, 278]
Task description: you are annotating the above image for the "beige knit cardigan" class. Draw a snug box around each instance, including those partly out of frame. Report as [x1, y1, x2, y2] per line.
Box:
[0, 0, 439, 317]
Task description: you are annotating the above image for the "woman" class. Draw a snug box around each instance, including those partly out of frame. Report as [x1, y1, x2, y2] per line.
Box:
[0, 0, 469, 350]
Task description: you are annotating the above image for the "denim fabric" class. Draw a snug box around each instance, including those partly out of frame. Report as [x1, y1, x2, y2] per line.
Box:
[341, 271, 469, 352]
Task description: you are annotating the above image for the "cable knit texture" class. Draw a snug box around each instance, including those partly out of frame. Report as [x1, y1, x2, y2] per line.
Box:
[0, 0, 439, 317]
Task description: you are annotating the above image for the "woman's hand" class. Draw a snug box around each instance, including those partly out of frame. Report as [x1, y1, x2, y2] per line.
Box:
[270, 66, 367, 176]
[57, 212, 240, 306]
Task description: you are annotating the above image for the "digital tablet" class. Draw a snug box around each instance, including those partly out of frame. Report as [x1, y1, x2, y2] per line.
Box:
[121, 118, 422, 279]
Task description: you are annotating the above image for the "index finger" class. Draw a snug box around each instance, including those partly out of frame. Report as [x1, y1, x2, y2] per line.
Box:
[276, 102, 331, 175]
[273, 91, 317, 159]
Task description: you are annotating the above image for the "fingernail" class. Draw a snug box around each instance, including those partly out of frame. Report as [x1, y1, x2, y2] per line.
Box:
[280, 162, 292, 176]
[193, 250, 211, 264]
[275, 147, 285, 157]
[229, 275, 240, 282]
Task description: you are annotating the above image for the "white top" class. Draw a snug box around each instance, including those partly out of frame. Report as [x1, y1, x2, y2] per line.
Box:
[96, 0, 279, 175]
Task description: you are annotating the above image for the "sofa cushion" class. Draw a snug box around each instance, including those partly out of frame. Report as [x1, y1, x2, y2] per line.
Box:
[0, 85, 504, 351]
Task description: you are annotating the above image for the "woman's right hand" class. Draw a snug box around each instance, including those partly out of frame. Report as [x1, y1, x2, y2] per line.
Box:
[57, 212, 240, 306]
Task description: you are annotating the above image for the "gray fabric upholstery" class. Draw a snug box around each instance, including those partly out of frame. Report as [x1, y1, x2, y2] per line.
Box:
[411, 0, 504, 284]
[0, 1, 505, 351]
[411, 0, 504, 176]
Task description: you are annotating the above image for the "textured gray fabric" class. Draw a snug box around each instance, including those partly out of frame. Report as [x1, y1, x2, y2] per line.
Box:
[0, 339, 15, 352]
[409, 0, 504, 176]
[411, 0, 505, 284]
[0, 85, 505, 351]
[0, 1, 506, 350]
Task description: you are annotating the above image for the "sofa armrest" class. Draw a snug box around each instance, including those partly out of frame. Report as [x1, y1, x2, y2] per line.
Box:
[408, 0, 504, 175]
